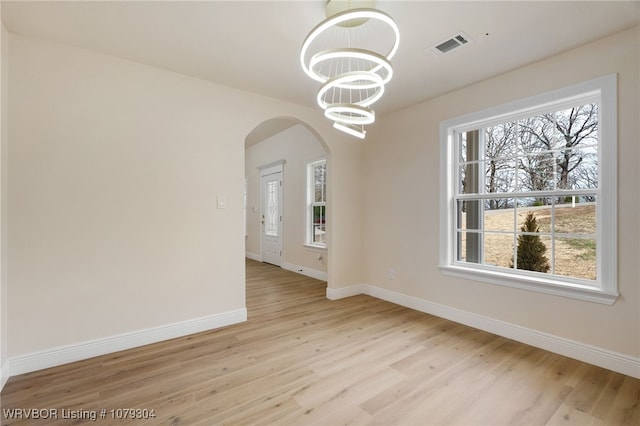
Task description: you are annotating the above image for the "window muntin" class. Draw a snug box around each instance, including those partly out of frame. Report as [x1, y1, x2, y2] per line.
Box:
[455, 104, 598, 280]
[440, 75, 617, 304]
[307, 159, 326, 248]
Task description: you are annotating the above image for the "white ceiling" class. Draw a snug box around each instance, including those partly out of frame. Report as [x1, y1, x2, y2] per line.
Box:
[2, 0, 639, 139]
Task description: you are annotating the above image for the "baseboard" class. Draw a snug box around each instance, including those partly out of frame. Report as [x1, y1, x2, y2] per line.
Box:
[8, 308, 247, 378]
[326, 284, 367, 300]
[245, 252, 261, 262]
[282, 262, 328, 281]
[328, 283, 640, 378]
[0, 358, 8, 391]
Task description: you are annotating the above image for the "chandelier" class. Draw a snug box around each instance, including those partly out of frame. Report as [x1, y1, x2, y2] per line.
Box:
[300, 0, 399, 139]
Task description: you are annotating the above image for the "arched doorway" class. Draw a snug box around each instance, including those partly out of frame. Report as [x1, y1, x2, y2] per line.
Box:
[244, 117, 330, 284]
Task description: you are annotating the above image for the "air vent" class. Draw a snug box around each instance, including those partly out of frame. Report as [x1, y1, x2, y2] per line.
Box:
[431, 32, 473, 56]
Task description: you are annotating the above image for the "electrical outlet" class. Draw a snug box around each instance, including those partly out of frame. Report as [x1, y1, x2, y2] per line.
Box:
[217, 195, 226, 209]
[387, 268, 395, 280]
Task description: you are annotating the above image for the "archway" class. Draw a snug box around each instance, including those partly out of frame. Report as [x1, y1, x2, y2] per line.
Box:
[244, 117, 331, 287]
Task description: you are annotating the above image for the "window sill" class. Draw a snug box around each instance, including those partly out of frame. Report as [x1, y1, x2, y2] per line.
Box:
[304, 244, 327, 252]
[439, 265, 618, 305]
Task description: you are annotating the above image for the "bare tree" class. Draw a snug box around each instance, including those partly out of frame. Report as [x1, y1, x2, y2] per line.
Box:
[551, 103, 598, 190]
[485, 123, 516, 209]
[517, 103, 598, 196]
[517, 117, 554, 204]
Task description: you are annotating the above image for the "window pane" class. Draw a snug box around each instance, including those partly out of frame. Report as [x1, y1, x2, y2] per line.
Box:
[484, 232, 515, 269]
[265, 180, 279, 237]
[517, 153, 555, 191]
[514, 233, 552, 274]
[519, 114, 556, 152]
[484, 199, 514, 232]
[485, 159, 516, 193]
[314, 163, 326, 203]
[516, 205, 551, 234]
[515, 198, 549, 232]
[457, 200, 481, 230]
[461, 163, 481, 194]
[554, 104, 598, 148]
[553, 104, 599, 188]
[462, 130, 481, 162]
[554, 196, 596, 236]
[560, 147, 598, 190]
[485, 122, 517, 160]
[456, 231, 481, 264]
[458, 132, 467, 163]
[456, 231, 467, 262]
[312, 205, 326, 245]
[554, 237, 596, 280]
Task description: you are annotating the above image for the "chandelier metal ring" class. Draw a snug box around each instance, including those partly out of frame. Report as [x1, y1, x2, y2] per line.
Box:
[300, 8, 400, 83]
[324, 103, 376, 125]
[316, 71, 385, 110]
[333, 122, 366, 139]
[309, 48, 394, 87]
[300, 3, 399, 138]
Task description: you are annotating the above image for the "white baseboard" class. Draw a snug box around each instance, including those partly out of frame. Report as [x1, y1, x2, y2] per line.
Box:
[0, 358, 8, 391]
[245, 252, 261, 262]
[326, 284, 366, 300]
[8, 308, 247, 378]
[282, 262, 327, 281]
[328, 284, 640, 378]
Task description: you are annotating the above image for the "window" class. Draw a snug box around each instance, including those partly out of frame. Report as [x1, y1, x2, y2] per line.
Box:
[440, 75, 617, 304]
[306, 158, 326, 248]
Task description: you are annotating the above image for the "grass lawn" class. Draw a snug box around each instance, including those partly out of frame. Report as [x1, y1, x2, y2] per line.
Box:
[468, 204, 596, 280]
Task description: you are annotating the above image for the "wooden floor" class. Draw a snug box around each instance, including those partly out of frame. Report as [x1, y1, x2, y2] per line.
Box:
[1, 259, 639, 425]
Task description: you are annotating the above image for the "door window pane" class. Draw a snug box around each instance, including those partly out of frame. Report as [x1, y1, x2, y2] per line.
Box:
[265, 180, 279, 236]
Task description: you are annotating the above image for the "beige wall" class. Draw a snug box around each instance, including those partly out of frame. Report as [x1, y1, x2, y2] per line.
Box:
[363, 26, 640, 358]
[1, 17, 7, 374]
[7, 34, 364, 358]
[245, 124, 328, 274]
[7, 15, 635, 380]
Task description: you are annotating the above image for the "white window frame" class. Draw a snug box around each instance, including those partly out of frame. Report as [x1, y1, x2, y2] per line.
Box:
[439, 74, 618, 305]
[306, 158, 327, 249]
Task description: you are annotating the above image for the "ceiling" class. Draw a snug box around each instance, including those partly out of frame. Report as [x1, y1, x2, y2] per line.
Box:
[2, 1, 639, 142]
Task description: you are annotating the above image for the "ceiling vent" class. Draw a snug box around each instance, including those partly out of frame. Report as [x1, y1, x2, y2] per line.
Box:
[431, 32, 472, 55]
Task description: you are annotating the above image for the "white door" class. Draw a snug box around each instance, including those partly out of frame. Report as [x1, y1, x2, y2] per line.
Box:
[261, 171, 283, 266]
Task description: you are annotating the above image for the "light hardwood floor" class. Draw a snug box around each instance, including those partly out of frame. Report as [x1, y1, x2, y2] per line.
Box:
[1, 259, 638, 425]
